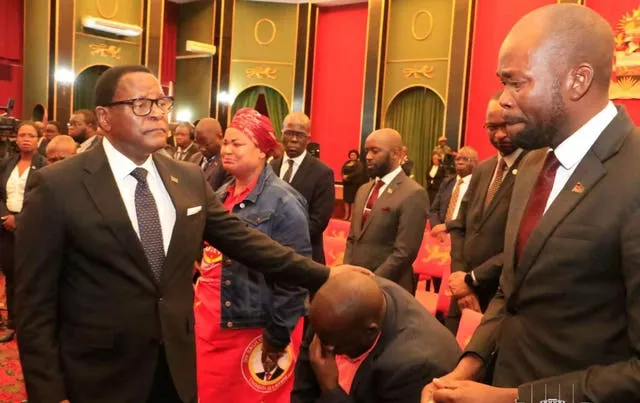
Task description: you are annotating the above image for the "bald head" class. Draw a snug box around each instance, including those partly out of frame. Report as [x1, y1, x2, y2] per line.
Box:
[364, 129, 404, 178]
[497, 4, 614, 150]
[194, 117, 222, 158]
[505, 4, 614, 89]
[46, 135, 77, 164]
[282, 112, 310, 158]
[310, 272, 384, 357]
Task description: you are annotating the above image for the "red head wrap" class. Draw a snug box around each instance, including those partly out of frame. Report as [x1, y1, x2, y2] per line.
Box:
[228, 108, 279, 157]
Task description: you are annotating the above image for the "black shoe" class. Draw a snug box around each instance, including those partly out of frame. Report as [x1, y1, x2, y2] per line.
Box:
[0, 329, 15, 343]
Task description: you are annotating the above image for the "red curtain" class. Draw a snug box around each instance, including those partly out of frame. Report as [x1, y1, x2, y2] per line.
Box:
[161, 0, 178, 86]
[0, 0, 23, 118]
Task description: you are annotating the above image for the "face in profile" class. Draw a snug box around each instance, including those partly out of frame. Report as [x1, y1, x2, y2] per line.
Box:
[485, 100, 517, 156]
[497, 37, 566, 150]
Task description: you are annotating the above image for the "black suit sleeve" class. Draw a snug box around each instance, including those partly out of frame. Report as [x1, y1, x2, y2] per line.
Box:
[14, 170, 68, 402]
[517, 208, 640, 403]
[447, 172, 480, 273]
[308, 166, 335, 242]
[464, 285, 505, 365]
[202, 175, 330, 291]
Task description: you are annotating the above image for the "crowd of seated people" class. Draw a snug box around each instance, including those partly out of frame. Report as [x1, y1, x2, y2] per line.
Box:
[0, 4, 639, 403]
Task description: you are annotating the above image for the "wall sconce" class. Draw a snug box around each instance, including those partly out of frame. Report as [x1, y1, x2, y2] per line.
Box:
[55, 68, 76, 96]
[185, 40, 217, 55]
[218, 91, 234, 105]
[175, 108, 194, 123]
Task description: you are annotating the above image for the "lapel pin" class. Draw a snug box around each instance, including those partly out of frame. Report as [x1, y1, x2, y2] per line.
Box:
[170, 176, 179, 183]
[512, 169, 518, 175]
[571, 182, 584, 194]
[387, 188, 393, 194]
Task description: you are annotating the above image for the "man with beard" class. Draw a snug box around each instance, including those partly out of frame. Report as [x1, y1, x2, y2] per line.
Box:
[424, 4, 640, 403]
[189, 117, 229, 191]
[443, 91, 526, 334]
[69, 109, 101, 153]
[343, 129, 429, 294]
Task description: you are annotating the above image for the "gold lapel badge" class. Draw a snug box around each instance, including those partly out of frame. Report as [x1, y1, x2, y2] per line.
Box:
[171, 176, 179, 183]
[571, 182, 584, 194]
[387, 188, 393, 194]
[512, 169, 518, 175]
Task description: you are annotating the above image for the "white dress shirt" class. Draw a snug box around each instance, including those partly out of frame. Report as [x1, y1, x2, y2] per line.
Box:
[545, 102, 617, 213]
[5, 164, 30, 213]
[364, 165, 404, 212]
[103, 137, 176, 254]
[279, 150, 307, 181]
[451, 174, 472, 220]
[489, 148, 523, 184]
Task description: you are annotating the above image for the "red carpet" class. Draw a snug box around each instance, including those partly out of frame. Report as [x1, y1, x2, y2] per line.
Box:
[0, 339, 25, 402]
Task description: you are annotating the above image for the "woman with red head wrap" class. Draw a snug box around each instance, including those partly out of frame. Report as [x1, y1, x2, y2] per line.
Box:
[194, 108, 310, 402]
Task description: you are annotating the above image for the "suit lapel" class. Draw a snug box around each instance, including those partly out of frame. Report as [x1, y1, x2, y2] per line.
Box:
[272, 158, 283, 177]
[82, 146, 155, 286]
[474, 157, 498, 224]
[358, 172, 405, 239]
[500, 149, 547, 297]
[153, 154, 191, 284]
[480, 152, 526, 226]
[512, 108, 634, 293]
[290, 153, 312, 188]
[354, 181, 375, 238]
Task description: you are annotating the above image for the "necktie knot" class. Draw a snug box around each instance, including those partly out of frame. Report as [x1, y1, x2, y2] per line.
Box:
[457, 177, 465, 186]
[131, 167, 149, 183]
[373, 179, 384, 191]
[287, 159, 294, 167]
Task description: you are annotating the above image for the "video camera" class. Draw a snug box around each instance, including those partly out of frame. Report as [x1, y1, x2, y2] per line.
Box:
[0, 98, 19, 136]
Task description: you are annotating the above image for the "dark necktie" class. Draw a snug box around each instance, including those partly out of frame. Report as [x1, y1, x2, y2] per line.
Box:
[282, 159, 295, 183]
[517, 152, 561, 259]
[445, 178, 465, 221]
[484, 159, 507, 211]
[130, 168, 165, 281]
[362, 179, 384, 225]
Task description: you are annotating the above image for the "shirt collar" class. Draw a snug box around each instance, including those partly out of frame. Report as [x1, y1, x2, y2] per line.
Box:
[103, 136, 155, 181]
[177, 142, 194, 153]
[285, 149, 307, 166]
[456, 173, 472, 184]
[500, 148, 523, 169]
[378, 165, 403, 185]
[553, 101, 617, 170]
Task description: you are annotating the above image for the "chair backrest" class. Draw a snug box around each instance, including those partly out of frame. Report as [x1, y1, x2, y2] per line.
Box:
[325, 218, 351, 240]
[456, 308, 483, 349]
[323, 235, 347, 266]
[413, 233, 451, 279]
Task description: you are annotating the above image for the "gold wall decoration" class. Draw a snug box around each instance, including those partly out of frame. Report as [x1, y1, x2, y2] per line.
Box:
[403, 65, 435, 79]
[611, 6, 640, 99]
[411, 10, 433, 41]
[96, 0, 119, 20]
[246, 66, 278, 80]
[254, 18, 277, 46]
[89, 44, 122, 60]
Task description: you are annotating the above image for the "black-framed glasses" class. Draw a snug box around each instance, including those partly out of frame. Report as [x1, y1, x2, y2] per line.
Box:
[105, 96, 175, 117]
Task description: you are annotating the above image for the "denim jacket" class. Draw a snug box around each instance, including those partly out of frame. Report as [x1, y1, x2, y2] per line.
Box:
[216, 164, 311, 349]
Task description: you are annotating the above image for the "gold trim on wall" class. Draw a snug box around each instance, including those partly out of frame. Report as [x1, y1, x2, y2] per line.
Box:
[159, 0, 166, 84]
[371, 0, 386, 131]
[231, 58, 293, 66]
[53, 0, 60, 118]
[387, 84, 446, 108]
[225, 0, 238, 126]
[233, 84, 291, 110]
[77, 31, 138, 46]
[96, 0, 119, 19]
[23, 0, 52, 119]
[246, 66, 278, 79]
[380, 0, 391, 127]
[70, 0, 77, 111]
[441, 0, 456, 138]
[254, 18, 277, 45]
[308, 5, 319, 122]
[402, 65, 435, 79]
[292, 4, 300, 111]
[357, 0, 373, 147]
[457, 0, 474, 147]
[215, 0, 227, 119]
[387, 57, 448, 63]
[411, 10, 433, 41]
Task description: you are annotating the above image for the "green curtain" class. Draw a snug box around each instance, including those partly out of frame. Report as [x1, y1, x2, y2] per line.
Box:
[384, 86, 444, 187]
[262, 86, 289, 141]
[73, 65, 109, 111]
[231, 86, 260, 117]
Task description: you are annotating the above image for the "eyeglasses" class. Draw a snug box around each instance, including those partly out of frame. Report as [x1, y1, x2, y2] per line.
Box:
[104, 96, 175, 117]
[282, 130, 309, 139]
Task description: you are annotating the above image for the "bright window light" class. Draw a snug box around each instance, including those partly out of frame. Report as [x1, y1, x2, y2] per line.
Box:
[55, 68, 76, 84]
[218, 91, 234, 105]
[175, 108, 193, 123]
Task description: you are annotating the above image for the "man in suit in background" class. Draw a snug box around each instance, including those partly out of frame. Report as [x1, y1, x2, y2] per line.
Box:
[292, 272, 460, 403]
[344, 129, 428, 294]
[425, 5, 640, 403]
[189, 117, 229, 191]
[271, 112, 335, 264]
[15, 65, 363, 403]
[172, 122, 199, 161]
[444, 92, 525, 334]
[69, 109, 101, 153]
[45, 135, 78, 165]
[429, 147, 477, 242]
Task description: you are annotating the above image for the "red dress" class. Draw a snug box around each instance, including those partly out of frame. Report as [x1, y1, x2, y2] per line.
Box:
[194, 182, 303, 403]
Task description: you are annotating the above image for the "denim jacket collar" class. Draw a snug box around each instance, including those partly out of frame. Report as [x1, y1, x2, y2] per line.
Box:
[217, 163, 274, 204]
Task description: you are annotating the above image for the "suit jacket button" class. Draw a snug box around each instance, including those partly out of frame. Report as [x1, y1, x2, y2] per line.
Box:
[224, 301, 232, 308]
[226, 321, 233, 328]
[224, 280, 232, 286]
[239, 203, 246, 209]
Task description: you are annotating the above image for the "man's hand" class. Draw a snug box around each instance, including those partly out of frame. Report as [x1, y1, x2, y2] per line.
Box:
[448, 272, 472, 298]
[330, 264, 372, 278]
[1, 215, 16, 232]
[421, 356, 485, 402]
[309, 334, 339, 393]
[426, 379, 517, 403]
[430, 224, 447, 237]
[457, 294, 481, 312]
[261, 338, 285, 372]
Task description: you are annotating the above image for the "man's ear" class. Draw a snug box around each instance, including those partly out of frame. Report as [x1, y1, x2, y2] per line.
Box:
[95, 107, 111, 133]
[566, 64, 594, 101]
